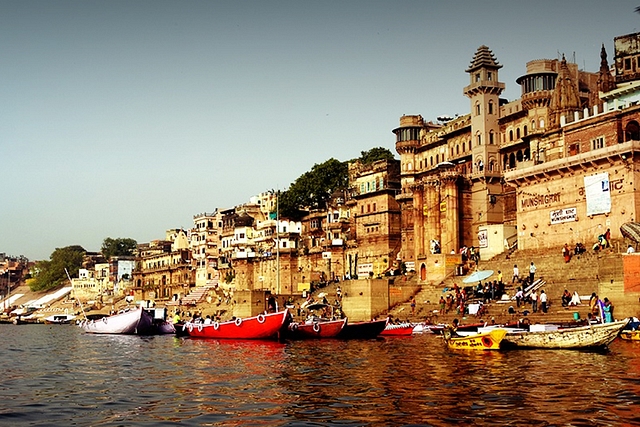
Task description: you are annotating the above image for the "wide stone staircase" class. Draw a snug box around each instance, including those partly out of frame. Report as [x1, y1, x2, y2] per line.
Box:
[388, 244, 628, 325]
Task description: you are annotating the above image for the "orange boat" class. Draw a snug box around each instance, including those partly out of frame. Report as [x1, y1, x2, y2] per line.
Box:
[181, 309, 288, 340]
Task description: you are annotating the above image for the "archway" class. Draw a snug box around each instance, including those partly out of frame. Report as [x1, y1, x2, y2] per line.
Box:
[420, 263, 427, 281]
[625, 121, 640, 141]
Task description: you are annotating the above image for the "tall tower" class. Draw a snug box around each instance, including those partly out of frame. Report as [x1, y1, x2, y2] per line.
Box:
[463, 46, 505, 232]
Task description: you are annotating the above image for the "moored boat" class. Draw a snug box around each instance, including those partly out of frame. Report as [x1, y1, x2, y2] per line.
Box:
[381, 322, 415, 336]
[336, 318, 388, 339]
[181, 309, 288, 340]
[501, 318, 629, 349]
[286, 317, 347, 339]
[443, 328, 507, 351]
[620, 330, 640, 341]
[44, 314, 76, 324]
[79, 307, 154, 335]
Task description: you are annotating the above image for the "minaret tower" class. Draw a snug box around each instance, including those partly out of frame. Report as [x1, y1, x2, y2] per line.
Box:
[463, 46, 505, 228]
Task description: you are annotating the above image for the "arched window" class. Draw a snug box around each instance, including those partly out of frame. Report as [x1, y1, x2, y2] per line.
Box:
[509, 153, 516, 169]
[625, 121, 640, 141]
[531, 120, 536, 130]
[523, 125, 528, 136]
[516, 150, 524, 162]
[456, 144, 460, 155]
[436, 154, 440, 163]
[509, 130, 514, 141]
[477, 133, 482, 146]
[524, 147, 530, 161]
[463, 142, 466, 152]
[476, 102, 481, 115]
[503, 154, 509, 170]
[489, 130, 495, 145]
[451, 147, 454, 157]
[540, 119, 545, 128]
[516, 128, 521, 139]
[489, 159, 495, 172]
[430, 156, 433, 166]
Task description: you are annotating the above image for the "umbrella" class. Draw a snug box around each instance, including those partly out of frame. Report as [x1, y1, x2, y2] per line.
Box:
[462, 269, 494, 284]
[621, 222, 640, 243]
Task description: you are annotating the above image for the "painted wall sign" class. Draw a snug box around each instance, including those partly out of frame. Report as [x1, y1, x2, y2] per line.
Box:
[550, 207, 577, 224]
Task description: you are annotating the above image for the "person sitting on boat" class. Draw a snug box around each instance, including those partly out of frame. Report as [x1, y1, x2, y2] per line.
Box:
[203, 315, 212, 325]
[173, 311, 181, 324]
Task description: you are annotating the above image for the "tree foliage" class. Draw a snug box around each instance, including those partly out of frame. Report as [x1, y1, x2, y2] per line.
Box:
[358, 147, 395, 164]
[29, 245, 86, 292]
[278, 158, 349, 220]
[101, 237, 138, 259]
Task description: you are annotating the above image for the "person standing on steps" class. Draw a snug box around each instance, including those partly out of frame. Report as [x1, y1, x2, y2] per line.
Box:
[539, 290, 548, 313]
[512, 264, 519, 284]
[529, 261, 537, 284]
[410, 296, 416, 316]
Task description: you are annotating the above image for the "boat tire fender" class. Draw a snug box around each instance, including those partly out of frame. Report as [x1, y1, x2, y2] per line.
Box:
[197, 323, 203, 332]
[313, 322, 320, 333]
[213, 321, 219, 330]
[257, 314, 265, 324]
[235, 317, 242, 326]
[188, 323, 193, 333]
[103, 317, 107, 324]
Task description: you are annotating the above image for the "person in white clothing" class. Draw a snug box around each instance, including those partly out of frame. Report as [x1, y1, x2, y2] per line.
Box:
[512, 264, 519, 284]
[539, 290, 548, 313]
[530, 289, 538, 313]
[627, 245, 636, 254]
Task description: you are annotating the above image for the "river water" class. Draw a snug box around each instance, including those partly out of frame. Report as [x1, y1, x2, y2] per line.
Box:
[1, 324, 640, 427]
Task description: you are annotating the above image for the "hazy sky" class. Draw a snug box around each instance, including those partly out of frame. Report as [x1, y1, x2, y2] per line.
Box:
[2, 1, 639, 260]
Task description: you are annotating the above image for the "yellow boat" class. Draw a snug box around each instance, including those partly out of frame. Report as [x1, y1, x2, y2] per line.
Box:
[620, 330, 640, 341]
[443, 328, 507, 350]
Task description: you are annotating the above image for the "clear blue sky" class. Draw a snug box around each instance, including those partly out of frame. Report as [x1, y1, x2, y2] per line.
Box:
[2, 0, 639, 260]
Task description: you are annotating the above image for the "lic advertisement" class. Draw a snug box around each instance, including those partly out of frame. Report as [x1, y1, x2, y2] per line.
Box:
[584, 172, 611, 216]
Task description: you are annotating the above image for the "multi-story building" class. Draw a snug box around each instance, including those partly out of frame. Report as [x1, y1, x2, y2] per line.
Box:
[191, 211, 223, 287]
[395, 32, 640, 284]
[132, 229, 193, 302]
[347, 159, 401, 278]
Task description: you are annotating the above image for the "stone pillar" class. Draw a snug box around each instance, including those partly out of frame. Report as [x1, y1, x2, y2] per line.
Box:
[411, 182, 425, 259]
[441, 173, 460, 254]
[424, 179, 441, 253]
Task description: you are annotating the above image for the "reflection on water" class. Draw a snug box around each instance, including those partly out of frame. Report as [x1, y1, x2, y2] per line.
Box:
[1, 325, 640, 426]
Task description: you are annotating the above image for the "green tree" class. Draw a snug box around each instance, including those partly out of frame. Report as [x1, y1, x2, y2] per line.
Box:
[277, 158, 348, 220]
[358, 147, 395, 164]
[101, 237, 138, 259]
[30, 245, 86, 292]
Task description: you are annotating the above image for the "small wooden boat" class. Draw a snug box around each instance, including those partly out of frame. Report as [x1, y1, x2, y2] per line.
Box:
[443, 328, 507, 350]
[79, 307, 154, 335]
[181, 309, 288, 340]
[286, 317, 347, 339]
[44, 314, 76, 324]
[620, 330, 640, 341]
[501, 318, 629, 349]
[336, 318, 388, 339]
[381, 322, 415, 336]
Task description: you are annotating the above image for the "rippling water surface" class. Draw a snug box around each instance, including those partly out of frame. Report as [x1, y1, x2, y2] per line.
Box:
[2, 324, 640, 426]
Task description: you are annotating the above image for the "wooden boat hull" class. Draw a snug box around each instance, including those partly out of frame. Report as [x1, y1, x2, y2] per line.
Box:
[444, 328, 507, 350]
[502, 318, 629, 349]
[286, 317, 347, 339]
[336, 318, 388, 339]
[620, 330, 640, 341]
[182, 310, 288, 340]
[44, 314, 76, 324]
[381, 323, 415, 336]
[80, 307, 154, 335]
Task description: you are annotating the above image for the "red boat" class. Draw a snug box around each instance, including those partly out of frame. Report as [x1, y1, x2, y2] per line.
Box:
[286, 317, 347, 339]
[381, 322, 415, 336]
[181, 309, 288, 339]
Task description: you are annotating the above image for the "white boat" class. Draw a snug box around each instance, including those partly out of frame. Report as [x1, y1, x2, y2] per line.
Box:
[44, 314, 76, 324]
[79, 307, 154, 335]
[501, 318, 629, 349]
